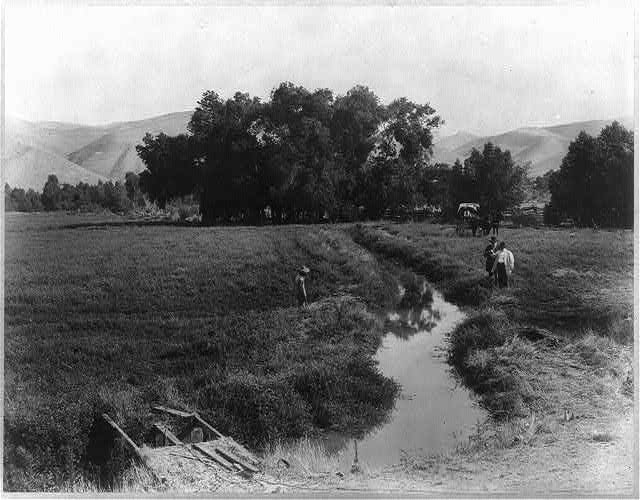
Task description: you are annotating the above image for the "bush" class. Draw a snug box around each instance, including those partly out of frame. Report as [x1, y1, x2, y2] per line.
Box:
[511, 213, 542, 228]
[165, 195, 200, 221]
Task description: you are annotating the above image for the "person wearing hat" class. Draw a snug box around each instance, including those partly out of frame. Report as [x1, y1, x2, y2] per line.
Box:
[295, 266, 310, 307]
[484, 236, 498, 282]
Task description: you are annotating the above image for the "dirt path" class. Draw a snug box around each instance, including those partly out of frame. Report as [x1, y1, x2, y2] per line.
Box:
[252, 406, 635, 496]
[158, 403, 634, 495]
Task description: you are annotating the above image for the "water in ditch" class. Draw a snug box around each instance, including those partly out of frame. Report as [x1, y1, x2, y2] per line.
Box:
[316, 283, 488, 470]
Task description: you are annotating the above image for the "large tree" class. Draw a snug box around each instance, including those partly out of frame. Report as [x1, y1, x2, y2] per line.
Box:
[446, 143, 527, 217]
[136, 133, 199, 209]
[188, 91, 264, 223]
[136, 133, 198, 209]
[362, 97, 442, 217]
[547, 121, 633, 227]
[41, 175, 62, 211]
[468, 143, 528, 214]
[330, 86, 385, 216]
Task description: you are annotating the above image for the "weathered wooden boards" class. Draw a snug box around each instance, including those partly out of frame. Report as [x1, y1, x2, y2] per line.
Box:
[153, 423, 182, 446]
[102, 406, 262, 482]
[151, 405, 260, 473]
[152, 405, 225, 440]
[102, 413, 164, 484]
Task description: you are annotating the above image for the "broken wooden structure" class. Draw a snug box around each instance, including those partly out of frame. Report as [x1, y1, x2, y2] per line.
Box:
[102, 405, 261, 483]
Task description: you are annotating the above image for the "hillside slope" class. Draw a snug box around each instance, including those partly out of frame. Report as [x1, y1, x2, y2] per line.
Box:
[67, 112, 192, 179]
[433, 117, 633, 177]
[4, 145, 108, 190]
[4, 112, 192, 189]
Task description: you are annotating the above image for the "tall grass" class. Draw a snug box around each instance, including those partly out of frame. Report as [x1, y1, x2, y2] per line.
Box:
[262, 437, 345, 477]
[4, 214, 398, 491]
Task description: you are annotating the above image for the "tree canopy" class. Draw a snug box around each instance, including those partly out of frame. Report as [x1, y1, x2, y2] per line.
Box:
[136, 82, 443, 224]
[444, 143, 528, 218]
[546, 121, 633, 228]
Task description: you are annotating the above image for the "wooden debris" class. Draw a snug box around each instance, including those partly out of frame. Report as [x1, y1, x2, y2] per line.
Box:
[153, 423, 182, 446]
[214, 446, 260, 474]
[193, 413, 225, 439]
[152, 405, 194, 418]
[102, 413, 164, 484]
[192, 443, 236, 471]
[219, 436, 261, 467]
[110, 405, 263, 483]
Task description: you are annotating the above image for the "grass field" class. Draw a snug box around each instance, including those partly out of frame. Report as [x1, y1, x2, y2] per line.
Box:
[4, 214, 634, 491]
[3, 213, 400, 491]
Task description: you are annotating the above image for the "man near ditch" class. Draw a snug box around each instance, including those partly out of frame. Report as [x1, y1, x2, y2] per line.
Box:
[484, 235, 498, 282]
[295, 266, 310, 307]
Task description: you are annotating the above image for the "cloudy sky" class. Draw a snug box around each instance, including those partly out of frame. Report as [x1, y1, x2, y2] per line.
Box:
[5, 3, 636, 136]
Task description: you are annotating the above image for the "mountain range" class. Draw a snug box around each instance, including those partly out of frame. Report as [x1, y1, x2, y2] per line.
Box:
[432, 117, 633, 178]
[2, 113, 633, 191]
[4, 112, 192, 190]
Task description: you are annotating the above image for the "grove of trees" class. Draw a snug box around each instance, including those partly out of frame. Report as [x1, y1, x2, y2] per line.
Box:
[5, 174, 145, 214]
[545, 122, 633, 228]
[136, 82, 444, 224]
[446, 144, 528, 218]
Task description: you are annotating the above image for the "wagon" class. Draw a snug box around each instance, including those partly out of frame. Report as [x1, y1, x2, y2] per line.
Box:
[455, 203, 481, 236]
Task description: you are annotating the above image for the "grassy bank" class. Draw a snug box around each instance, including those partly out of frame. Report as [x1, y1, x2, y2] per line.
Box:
[4, 213, 399, 491]
[351, 222, 633, 418]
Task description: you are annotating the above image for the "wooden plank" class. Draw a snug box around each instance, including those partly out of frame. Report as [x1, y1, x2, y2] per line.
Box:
[193, 413, 225, 439]
[153, 423, 182, 446]
[214, 447, 260, 474]
[221, 437, 261, 466]
[103, 413, 142, 456]
[152, 405, 194, 418]
[192, 443, 235, 471]
[102, 414, 164, 484]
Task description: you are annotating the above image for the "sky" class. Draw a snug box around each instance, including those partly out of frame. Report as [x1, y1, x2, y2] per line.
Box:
[4, 3, 636, 137]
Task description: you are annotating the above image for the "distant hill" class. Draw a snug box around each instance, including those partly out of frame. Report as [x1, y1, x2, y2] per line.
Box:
[4, 144, 108, 190]
[432, 131, 479, 154]
[4, 112, 192, 190]
[432, 117, 633, 178]
[67, 112, 192, 179]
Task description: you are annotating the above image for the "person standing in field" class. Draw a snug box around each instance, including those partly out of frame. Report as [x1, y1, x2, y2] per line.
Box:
[295, 266, 310, 307]
[484, 236, 498, 281]
[491, 241, 514, 288]
[491, 211, 502, 236]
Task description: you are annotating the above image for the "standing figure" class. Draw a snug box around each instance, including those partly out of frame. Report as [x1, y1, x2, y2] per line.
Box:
[481, 215, 491, 235]
[491, 211, 502, 236]
[484, 236, 498, 281]
[491, 242, 514, 288]
[295, 266, 310, 307]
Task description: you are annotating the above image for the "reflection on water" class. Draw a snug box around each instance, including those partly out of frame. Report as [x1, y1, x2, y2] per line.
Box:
[315, 283, 488, 471]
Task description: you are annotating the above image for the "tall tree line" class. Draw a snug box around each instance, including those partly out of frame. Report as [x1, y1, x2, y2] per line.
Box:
[5, 174, 145, 213]
[135, 82, 442, 224]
